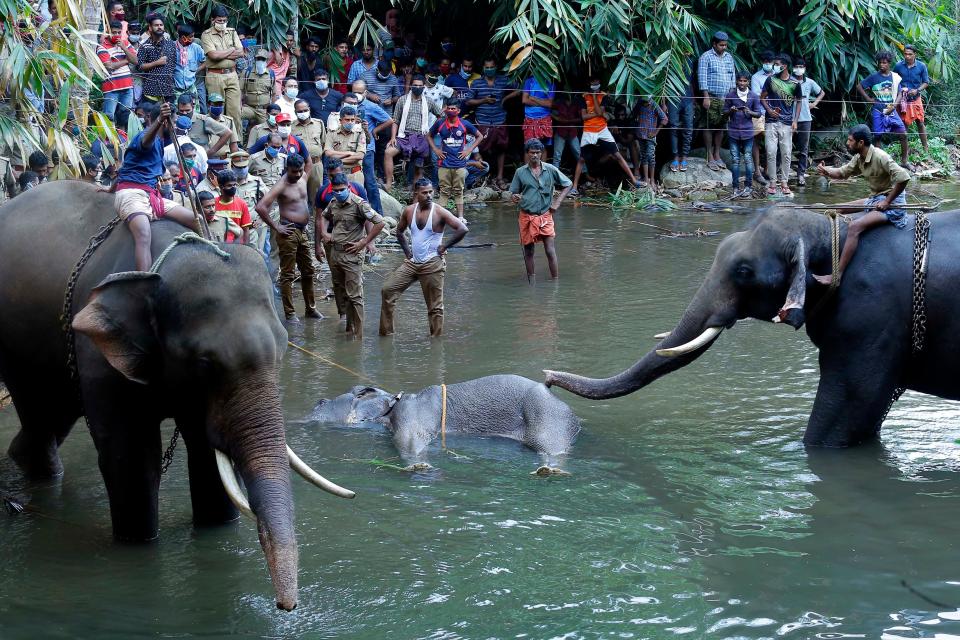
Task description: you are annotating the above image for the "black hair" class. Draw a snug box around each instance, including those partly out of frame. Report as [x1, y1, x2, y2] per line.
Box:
[445, 98, 461, 109]
[181, 143, 197, 153]
[903, 44, 918, 54]
[876, 50, 893, 64]
[267, 132, 283, 143]
[163, 160, 180, 171]
[736, 71, 751, 81]
[849, 124, 873, 146]
[211, 4, 229, 19]
[176, 93, 194, 106]
[414, 177, 433, 191]
[283, 76, 297, 86]
[324, 157, 343, 171]
[109, 20, 122, 30]
[197, 190, 216, 202]
[145, 12, 164, 26]
[411, 73, 426, 84]
[81, 154, 99, 172]
[793, 57, 806, 67]
[176, 23, 194, 36]
[760, 50, 775, 63]
[294, 99, 310, 110]
[28, 150, 48, 169]
[306, 36, 322, 46]
[286, 154, 305, 169]
[339, 105, 358, 116]
[217, 169, 237, 184]
[18, 171, 38, 190]
[267, 102, 281, 112]
[776, 52, 792, 67]
[483, 57, 497, 66]
[331, 173, 348, 185]
[107, 1, 124, 9]
[315, 68, 329, 79]
[141, 100, 163, 122]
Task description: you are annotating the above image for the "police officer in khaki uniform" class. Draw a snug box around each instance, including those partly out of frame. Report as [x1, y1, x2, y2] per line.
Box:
[197, 157, 228, 199]
[176, 94, 232, 158]
[206, 92, 240, 158]
[323, 105, 366, 185]
[230, 150, 268, 253]
[241, 48, 275, 134]
[318, 173, 385, 339]
[248, 133, 288, 188]
[200, 6, 244, 135]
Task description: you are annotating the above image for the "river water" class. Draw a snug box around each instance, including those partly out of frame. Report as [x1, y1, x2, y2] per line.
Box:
[2, 181, 960, 639]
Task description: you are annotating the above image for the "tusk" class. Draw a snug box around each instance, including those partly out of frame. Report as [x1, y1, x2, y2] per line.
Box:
[653, 331, 671, 339]
[215, 449, 256, 521]
[287, 447, 356, 499]
[656, 327, 723, 357]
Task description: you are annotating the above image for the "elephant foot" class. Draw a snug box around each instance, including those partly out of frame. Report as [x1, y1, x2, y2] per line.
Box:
[403, 462, 433, 472]
[8, 431, 63, 480]
[531, 466, 571, 477]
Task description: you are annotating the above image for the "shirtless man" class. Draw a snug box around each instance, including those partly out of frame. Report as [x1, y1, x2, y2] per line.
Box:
[379, 178, 468, 337]
[254, 153, 321, 322]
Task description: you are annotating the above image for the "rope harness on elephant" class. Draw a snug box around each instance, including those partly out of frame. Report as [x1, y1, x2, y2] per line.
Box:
[807, 211, 846, 320]
[61, 228, 230, 476]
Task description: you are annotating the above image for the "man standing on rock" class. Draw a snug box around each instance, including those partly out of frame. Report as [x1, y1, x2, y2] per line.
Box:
[379, 178, 468, 337]
[697, 31, 737, 172]
[509, 139, 572, 282]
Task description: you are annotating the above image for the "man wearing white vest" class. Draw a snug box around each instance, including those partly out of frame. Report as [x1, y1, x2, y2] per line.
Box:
[384, 74, 443, 190]
[379, 178, 468, 337]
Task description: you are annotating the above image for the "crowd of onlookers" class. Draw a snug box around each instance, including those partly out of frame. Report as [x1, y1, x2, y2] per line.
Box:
[3, 6, 934, 205]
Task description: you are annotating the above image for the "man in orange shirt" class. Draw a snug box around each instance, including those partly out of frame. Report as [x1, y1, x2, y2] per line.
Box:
[214, 169, 251, 243]
[570, 76, 641, 195]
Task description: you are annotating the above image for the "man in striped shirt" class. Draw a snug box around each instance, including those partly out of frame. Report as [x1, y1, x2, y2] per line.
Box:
[97, 21, 137, 123]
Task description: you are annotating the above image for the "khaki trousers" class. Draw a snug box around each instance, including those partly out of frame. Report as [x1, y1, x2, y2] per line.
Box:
[438, 167, 467, 212]
[205, 71, 242, 138]
[329, 248, 365, 337]
[322, 240, 346, 318]
[277, 228, 316, 317]
[379, 256, 445, 337]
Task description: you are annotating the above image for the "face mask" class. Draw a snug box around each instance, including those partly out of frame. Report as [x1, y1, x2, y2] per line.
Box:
[214, 22, 226, 33]
[441, 42, 453, 53]
[222, 186, 237, 197]
[342, 122, 355, 132]
[112, 11, 125, 20]
[416, 58, 427, 68]
[277, 125, 291, 136]
[137, 115, 145, 125]
[128, 34, 140, 43]
[159, 185, 173, 198]
[772, 64, 783, 74]
[483, 68, 496, 78]
[334, 189, 350, 202]
[316, 80, 328, 91]
[459, 68, 470, 80]
[184, 158, 196, 169]
[412, 86, 424, 97]
[233, 168, 248, 179]
[265, 146, 279, 158]
[268, 115, 277, 126]
[425, 75, 438, 85]
[377, 72, 389, 81]
[356, 94, 365, 104]
[209, 106, 224, 117]
[762, 63, 773, 73]
[180, 109, 194, 120]
[445, 110, 458, 120]
[590, 83, 601, 92]
[178, 37, 192, 46]
[255, 60, 267, 74]
[243, 38, 255, 48]
[110, 35, 121, 44]
[793, 67, 805, 76]
[296, 111, 310, 121]
[285, 88, 298, 100]
[439, 64, 450, 74]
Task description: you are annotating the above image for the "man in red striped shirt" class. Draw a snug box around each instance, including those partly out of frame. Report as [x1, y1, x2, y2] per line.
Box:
[97, 21, 137, 123]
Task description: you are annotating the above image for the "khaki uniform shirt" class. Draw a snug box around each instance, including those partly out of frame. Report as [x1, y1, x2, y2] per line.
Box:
[323, 192, 384, 246]
[247, 122, 276, 148]
[189, 113, 231, 149]
[242, 69, 274, 110]
[235, 175, 267, 226]
[324, 128, 366, 172]
[837, 146, 911, 196]
[200, 27, 243, 70]
[196, 178, 220, 199]
[293, 118, 326, 160]
[248, 151, 287, 188]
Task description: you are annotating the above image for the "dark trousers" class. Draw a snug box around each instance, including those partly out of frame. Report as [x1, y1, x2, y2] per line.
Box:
[795, 120, 812, 176]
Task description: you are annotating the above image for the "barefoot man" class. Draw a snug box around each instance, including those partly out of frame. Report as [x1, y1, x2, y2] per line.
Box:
[509, 138, 572, 282]
[813, 124, 910, 286]
[255, 153, 322, 322]
[379, 178, 468, 337]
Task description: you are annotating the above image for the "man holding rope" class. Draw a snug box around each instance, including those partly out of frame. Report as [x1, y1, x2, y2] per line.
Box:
[812, 124, 910, 286]
[113, 101, 198, 271]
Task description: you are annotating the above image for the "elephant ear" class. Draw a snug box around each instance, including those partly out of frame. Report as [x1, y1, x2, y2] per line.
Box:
[72, 271, 163, 384]
[774, 237, 807, 329]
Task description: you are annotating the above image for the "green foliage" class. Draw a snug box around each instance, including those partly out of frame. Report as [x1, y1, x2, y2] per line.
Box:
[606, 185, 678, 211]
[883, 135, 951, 171]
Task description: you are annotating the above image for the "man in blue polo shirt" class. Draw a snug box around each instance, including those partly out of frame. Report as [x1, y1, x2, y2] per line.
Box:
[467, 57, 520, 189]
[428, 99, 483, 220]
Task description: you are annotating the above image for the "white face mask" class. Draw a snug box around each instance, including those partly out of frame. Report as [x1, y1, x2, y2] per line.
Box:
[772, 64, 783, 74]
[762, 63, 773, 73]
[793, 67, 805, 76]
[296, 111, 310, 122]
[285, 88, 298, 100]
[214, 22, 226, 33]
[255, 60, 266, 74]
[589, 83, 601, 92]
[277, 125, 291, 136]
[316, 80, 328, 92]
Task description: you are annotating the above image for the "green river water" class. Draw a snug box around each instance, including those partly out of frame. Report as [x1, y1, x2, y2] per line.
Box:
[1, 180, 959, 639]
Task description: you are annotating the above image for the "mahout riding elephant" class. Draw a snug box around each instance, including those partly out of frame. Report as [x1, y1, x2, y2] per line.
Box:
[0, 181, 353, 610]
[310, 375, 582, 473]
[546, 206, 960, 447]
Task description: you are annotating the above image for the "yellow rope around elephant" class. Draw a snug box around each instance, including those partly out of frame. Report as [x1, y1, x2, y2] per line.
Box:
[286, 341, 385, 388]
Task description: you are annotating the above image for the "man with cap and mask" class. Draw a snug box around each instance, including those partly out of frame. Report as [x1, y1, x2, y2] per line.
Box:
[324, 105, 367, 185]
[509, 138, 572, 282]
[249, 132, 288, 188]
[247, 103, 281, 148]
[241, 48, 275, 133]
[176, 93, 232, 157]
[163, 114, 209, 173]
[249, 112, 313, 176]
[196, 156, 228, 198]
[230, 149, 268, 252]
[206, 92, 241, 158]
[201, 4, 244, 134]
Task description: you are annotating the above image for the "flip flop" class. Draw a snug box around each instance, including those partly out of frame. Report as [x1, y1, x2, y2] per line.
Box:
[670, 160, 680, 172]
[707, 160, 719, 171]
[680, 160, 688, 172]
[716, 160, 727, 169]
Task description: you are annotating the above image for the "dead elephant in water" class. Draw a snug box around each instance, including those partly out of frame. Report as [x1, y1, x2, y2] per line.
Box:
[310, 375, 582, 475]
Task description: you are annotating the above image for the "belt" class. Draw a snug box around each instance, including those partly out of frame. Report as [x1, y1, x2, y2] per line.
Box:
[332, 242, 355, 252]
[349, 165, 362, 173]
[207, 67, 235, 74]
[280, 218, 307, 231]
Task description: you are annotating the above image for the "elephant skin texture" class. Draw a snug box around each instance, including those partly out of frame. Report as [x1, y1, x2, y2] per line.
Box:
[0, 181, 302, 610]
[310, 375, 582, 473]
[546, 206, 960, 448]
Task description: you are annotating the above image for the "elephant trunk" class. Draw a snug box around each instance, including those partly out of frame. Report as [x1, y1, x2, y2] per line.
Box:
[212, 369, 298, 611]
[545, 278, 734, 399]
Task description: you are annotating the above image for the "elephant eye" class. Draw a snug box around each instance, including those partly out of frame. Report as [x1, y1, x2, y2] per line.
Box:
[735, 263, 754, 279]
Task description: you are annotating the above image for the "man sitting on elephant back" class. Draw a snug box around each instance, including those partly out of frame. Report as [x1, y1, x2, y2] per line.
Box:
[114, 101, 198, 271]
[813, 124, 910, 286]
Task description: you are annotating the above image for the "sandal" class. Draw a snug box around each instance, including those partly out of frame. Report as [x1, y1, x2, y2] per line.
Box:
[680, 159, 688, 172]
[715, 159, 727, 169]
[707, 160, 719, 171]
[670, 160, 680, 172]
[781, 184, 792, 195]
[766, 186, 777, 196]
[569, 188, 580, 197]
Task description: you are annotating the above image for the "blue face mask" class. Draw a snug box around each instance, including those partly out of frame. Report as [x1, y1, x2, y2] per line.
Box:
[209, 106, 224, 117]
[459, 68, 470, 80]
[242, 38, 256, 48]
[265, 146, 279, 158]
[334, 188, 350, 202]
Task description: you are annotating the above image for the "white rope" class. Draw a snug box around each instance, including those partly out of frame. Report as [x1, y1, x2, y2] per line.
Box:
[149, 232, 231, 274]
